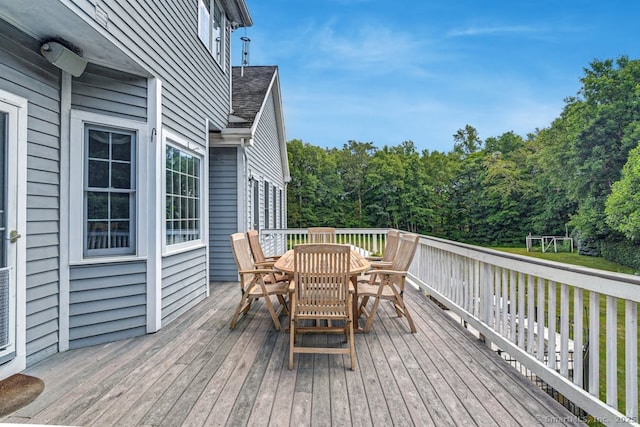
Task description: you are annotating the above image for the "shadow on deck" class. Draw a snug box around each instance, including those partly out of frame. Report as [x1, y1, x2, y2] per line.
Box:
[1, 282, 585, 426]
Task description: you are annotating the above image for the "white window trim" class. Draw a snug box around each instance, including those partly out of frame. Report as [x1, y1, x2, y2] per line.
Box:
[69, 110, 149, 265]
[197, 0, 226, 69]
[161, 129, 206, 256]
[0, 89, 28, 378]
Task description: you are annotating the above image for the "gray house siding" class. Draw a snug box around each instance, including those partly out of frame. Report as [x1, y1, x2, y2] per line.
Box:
[209, 147, 239, 281]
[0, 20, 62, 365]
[161, 247, 207, 325]
[91, 0, 232, 143]
[246, 92, 286, 232]
[69, 262, 147, 349]
[71, 64, 147, 121]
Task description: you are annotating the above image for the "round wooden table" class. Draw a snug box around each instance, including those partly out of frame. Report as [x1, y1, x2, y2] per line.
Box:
[274, 247, 371, 332]
[273, 248, 371, 275]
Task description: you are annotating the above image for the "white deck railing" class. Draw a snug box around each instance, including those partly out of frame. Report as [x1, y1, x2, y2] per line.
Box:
[260, 228, 640, 426]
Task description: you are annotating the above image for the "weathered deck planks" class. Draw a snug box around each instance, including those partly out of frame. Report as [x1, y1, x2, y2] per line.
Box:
[1, 282, 586, 426]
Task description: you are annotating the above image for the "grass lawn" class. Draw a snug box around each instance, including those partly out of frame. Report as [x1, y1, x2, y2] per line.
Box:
[494, 246, 639, 421]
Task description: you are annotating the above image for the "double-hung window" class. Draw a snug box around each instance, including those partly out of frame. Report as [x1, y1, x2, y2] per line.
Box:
[84, 126, 136, 256]
[69, 110, 147, 263]
[165, 142, 202, 246]
[198, 0, 225, 65]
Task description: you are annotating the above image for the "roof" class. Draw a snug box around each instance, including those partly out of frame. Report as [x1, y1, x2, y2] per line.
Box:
[229, 65, 278, 129]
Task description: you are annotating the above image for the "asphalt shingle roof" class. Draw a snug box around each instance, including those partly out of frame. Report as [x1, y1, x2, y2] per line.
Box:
[229, 65, 277, 129]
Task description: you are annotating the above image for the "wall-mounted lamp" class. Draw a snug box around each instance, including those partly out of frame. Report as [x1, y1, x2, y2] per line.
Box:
[40, 41, 87, 77]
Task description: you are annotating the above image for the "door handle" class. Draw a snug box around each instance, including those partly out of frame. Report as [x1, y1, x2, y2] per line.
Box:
[9, 230, 21, 243]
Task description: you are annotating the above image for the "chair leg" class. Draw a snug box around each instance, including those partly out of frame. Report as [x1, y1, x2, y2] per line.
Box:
[277, 294, 289, 315]
[230, 293, 251, 329]
[289, 319, 295, 370]
[363, 296, 381, 333]
[263, 295, 282, 331]
[348, 319, 356, 370]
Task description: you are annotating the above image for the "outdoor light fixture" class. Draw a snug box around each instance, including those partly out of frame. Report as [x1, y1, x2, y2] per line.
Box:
[40, 41, 87, 77]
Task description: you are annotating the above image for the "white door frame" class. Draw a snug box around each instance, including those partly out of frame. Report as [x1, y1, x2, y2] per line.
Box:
[0, 89, 28, 379]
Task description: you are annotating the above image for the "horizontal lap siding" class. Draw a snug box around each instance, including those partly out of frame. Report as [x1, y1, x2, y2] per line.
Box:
[93, 0, 232, 144]
[0, 20, 62, 365]
[71, 64, 147, 120]
[162, 247, 207, 325]
[246, 93, 284, 187]
[209, 147, 238, 281]
[69, 262, 147, 349]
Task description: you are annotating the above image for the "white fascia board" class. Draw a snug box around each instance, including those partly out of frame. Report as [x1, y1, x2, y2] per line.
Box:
[212, 128, 253, 146]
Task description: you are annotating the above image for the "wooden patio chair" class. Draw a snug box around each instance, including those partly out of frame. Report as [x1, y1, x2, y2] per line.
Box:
[229, 233, 289, 331]
[357, 233, 420, 333]
[307, 227, 336, 243]
[366, 229, 400, 269]
[289, 243, 356, 370]
[247, 230, 281, 267]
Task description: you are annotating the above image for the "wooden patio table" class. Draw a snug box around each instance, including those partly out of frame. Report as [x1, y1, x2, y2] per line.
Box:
[274, 246, 371, 331]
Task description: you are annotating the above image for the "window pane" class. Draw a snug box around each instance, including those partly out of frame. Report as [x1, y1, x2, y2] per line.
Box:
[165, 145, 201, 245]
[111, 133, 131, 161]
[87, 191, 108, 219]
[111, 162, 131, 189]
[84, 126, 136, 256]
[88, 160, 109, 188]
[110, 221, 130, 248]
[88, 130, 109, 159]
[87, 221, 108, 249]
[198, 1, 211, 49]
[110, 193, 130, 219]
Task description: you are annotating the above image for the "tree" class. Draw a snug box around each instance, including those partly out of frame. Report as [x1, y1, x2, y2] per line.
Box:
[605, 143, 640, 240]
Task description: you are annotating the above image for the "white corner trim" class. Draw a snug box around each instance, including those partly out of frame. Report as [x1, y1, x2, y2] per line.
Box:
[146, 78, 162, 333]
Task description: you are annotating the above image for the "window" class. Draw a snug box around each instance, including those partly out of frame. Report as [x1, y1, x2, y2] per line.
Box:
[165, 144, 201, 245]
[273, 186, 277, 228]
[198, 0, 225, 65]
[84, 126, 136, 256]
[264, 181, 270, 229]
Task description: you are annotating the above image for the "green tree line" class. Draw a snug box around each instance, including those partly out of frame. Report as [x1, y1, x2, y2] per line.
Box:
[286, 56, 640, 269]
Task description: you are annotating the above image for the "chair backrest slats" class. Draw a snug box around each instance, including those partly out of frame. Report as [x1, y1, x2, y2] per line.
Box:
[294, 244, 350, 314]
[381, 229, 400, 262]
[230, 233, 255, 281]
[307, 227, 337, 243]
[247, 229, 266, 263]
[392, 233, 420, 272]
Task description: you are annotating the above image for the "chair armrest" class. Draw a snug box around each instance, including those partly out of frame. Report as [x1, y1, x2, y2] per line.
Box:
[365, 255, 383, 261]
[239, 268, 282, 276]
[365, 269, 408, 277]
[369, 261, 392, 269]
[254, 260, 276, 268]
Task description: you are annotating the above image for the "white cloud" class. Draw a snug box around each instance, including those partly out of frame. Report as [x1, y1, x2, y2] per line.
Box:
[446, 25, 538, 38]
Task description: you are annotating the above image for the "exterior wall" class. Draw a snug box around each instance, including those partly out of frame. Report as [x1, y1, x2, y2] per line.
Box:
[0, 20, 61, 365]
[74, 0, 232, 137]
[209, 147, 239, 281]
[72, 64, 147, 121]
[245, 92, 287, 231]
[0, 0, 248, 374]
[161, 247, 207, 325]
[69, 262, 146, 348]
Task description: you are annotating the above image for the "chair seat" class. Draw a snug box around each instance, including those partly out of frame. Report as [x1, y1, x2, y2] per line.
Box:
[357, 281, 396, 298]
[246, 279, 289, 297]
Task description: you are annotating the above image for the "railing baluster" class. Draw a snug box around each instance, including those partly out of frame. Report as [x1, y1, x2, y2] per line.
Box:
[573, 288, 584, 388]
[589, 291, 600, 397]
[537, 278, 545, 363]
[560, 283, 569, 378]
[625, 300, 638, 420]
[605, 295, 617, 408]
[527, 275, 535, 354]
[547, 281, 557, 370]
[517, 272, 525, 349]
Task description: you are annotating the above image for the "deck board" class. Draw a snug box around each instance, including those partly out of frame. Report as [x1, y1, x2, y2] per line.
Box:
[1, 282, 586, 426]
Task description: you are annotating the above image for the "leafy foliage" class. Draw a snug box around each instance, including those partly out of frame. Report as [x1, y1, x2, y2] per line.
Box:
[285, 56, 640, 267]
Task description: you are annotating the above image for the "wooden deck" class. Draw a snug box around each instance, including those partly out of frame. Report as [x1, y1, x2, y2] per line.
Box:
[1, 282, 585, 426]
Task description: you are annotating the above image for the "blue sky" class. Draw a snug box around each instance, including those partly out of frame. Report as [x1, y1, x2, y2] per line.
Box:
[233, 0, 640, 153]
